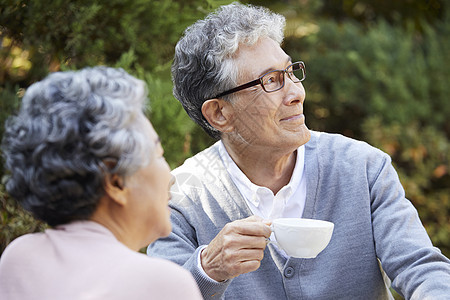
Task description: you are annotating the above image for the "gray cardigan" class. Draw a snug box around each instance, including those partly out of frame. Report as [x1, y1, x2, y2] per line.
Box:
[148, 131, 450, 299]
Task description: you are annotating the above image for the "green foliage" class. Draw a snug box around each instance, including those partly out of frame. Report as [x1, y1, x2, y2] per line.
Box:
[0, 0, 206, 72]
[313, 0, 446, 33]
[285, 13, 450, 136]
[0, 183, 48, 253]
[363, 118, 450, 257]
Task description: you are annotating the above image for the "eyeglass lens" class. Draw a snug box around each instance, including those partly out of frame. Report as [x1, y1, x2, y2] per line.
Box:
[261, 62, 305, 92]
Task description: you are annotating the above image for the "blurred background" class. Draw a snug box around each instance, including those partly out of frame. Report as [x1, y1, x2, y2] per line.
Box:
[1, 1, 448, 298]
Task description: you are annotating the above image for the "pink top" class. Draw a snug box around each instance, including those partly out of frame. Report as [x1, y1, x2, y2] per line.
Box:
[0, 221, 202, 300]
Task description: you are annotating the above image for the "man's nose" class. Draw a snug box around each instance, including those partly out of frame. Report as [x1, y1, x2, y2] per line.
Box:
[283, 76, 305, 105]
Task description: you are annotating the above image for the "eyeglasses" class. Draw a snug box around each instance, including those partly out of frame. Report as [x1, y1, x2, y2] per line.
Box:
[212, 61, 306, 99]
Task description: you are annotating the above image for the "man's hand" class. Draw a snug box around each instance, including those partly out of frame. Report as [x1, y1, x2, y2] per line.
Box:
[200, 216, 272, 282]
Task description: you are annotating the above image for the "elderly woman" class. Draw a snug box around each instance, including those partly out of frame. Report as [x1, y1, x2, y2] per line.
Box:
[0, 67, 202, 299]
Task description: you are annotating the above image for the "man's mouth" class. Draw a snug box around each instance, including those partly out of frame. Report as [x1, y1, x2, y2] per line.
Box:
[280, 114, 304, 122]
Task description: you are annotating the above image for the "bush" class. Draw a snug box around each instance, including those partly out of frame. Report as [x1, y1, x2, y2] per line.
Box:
[0, 183, 48, 253]
[284, 13, 450, 137]
[363, 118, 450, 257]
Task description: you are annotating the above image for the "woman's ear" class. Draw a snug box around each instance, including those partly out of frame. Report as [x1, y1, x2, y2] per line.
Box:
[103, 173, 127, 206]
[202, 99, 234, 133]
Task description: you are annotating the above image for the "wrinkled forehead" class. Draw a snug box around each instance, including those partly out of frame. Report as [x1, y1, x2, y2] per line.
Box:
[232, 37, 291, 81]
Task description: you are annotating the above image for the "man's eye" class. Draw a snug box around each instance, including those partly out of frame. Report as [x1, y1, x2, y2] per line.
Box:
[264, 76, 276, 85]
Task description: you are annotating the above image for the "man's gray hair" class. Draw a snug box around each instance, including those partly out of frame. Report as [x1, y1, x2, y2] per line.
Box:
[2, 66, 152, 226]
[172, 2, 286, 139]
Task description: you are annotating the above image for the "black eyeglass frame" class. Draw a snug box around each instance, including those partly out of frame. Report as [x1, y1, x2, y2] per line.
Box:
[212, 61, 306, 99]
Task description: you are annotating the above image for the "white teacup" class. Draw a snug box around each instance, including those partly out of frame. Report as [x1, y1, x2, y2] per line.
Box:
[270, 218, 334, 258]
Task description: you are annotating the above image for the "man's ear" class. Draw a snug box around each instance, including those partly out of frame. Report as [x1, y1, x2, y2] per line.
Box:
[103, 173, 127, 206]
[202, 99, 234, 133]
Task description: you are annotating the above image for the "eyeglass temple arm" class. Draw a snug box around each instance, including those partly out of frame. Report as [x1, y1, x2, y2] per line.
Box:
[213, 78, 261, 99]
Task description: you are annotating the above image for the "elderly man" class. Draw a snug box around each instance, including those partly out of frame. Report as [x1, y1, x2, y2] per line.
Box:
[148, 3, 450, 299]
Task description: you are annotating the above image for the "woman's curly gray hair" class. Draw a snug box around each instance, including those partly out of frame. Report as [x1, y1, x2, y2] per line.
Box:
[172, 2, 285, 139]
[2, 66, 152, 226]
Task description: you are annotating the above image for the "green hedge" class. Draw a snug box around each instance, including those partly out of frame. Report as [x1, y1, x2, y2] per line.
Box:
[285, 15, 449, 136]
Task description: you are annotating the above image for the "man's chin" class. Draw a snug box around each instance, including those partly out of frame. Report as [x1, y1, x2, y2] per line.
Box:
[290, 126, 311, 147]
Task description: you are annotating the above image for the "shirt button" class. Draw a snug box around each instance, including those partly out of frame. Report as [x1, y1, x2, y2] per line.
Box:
[284, 266, 295, 278]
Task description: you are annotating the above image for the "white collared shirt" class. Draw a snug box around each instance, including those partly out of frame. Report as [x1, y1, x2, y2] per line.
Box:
[217, 141, 306, 220]
[197, 141, 307, 280]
